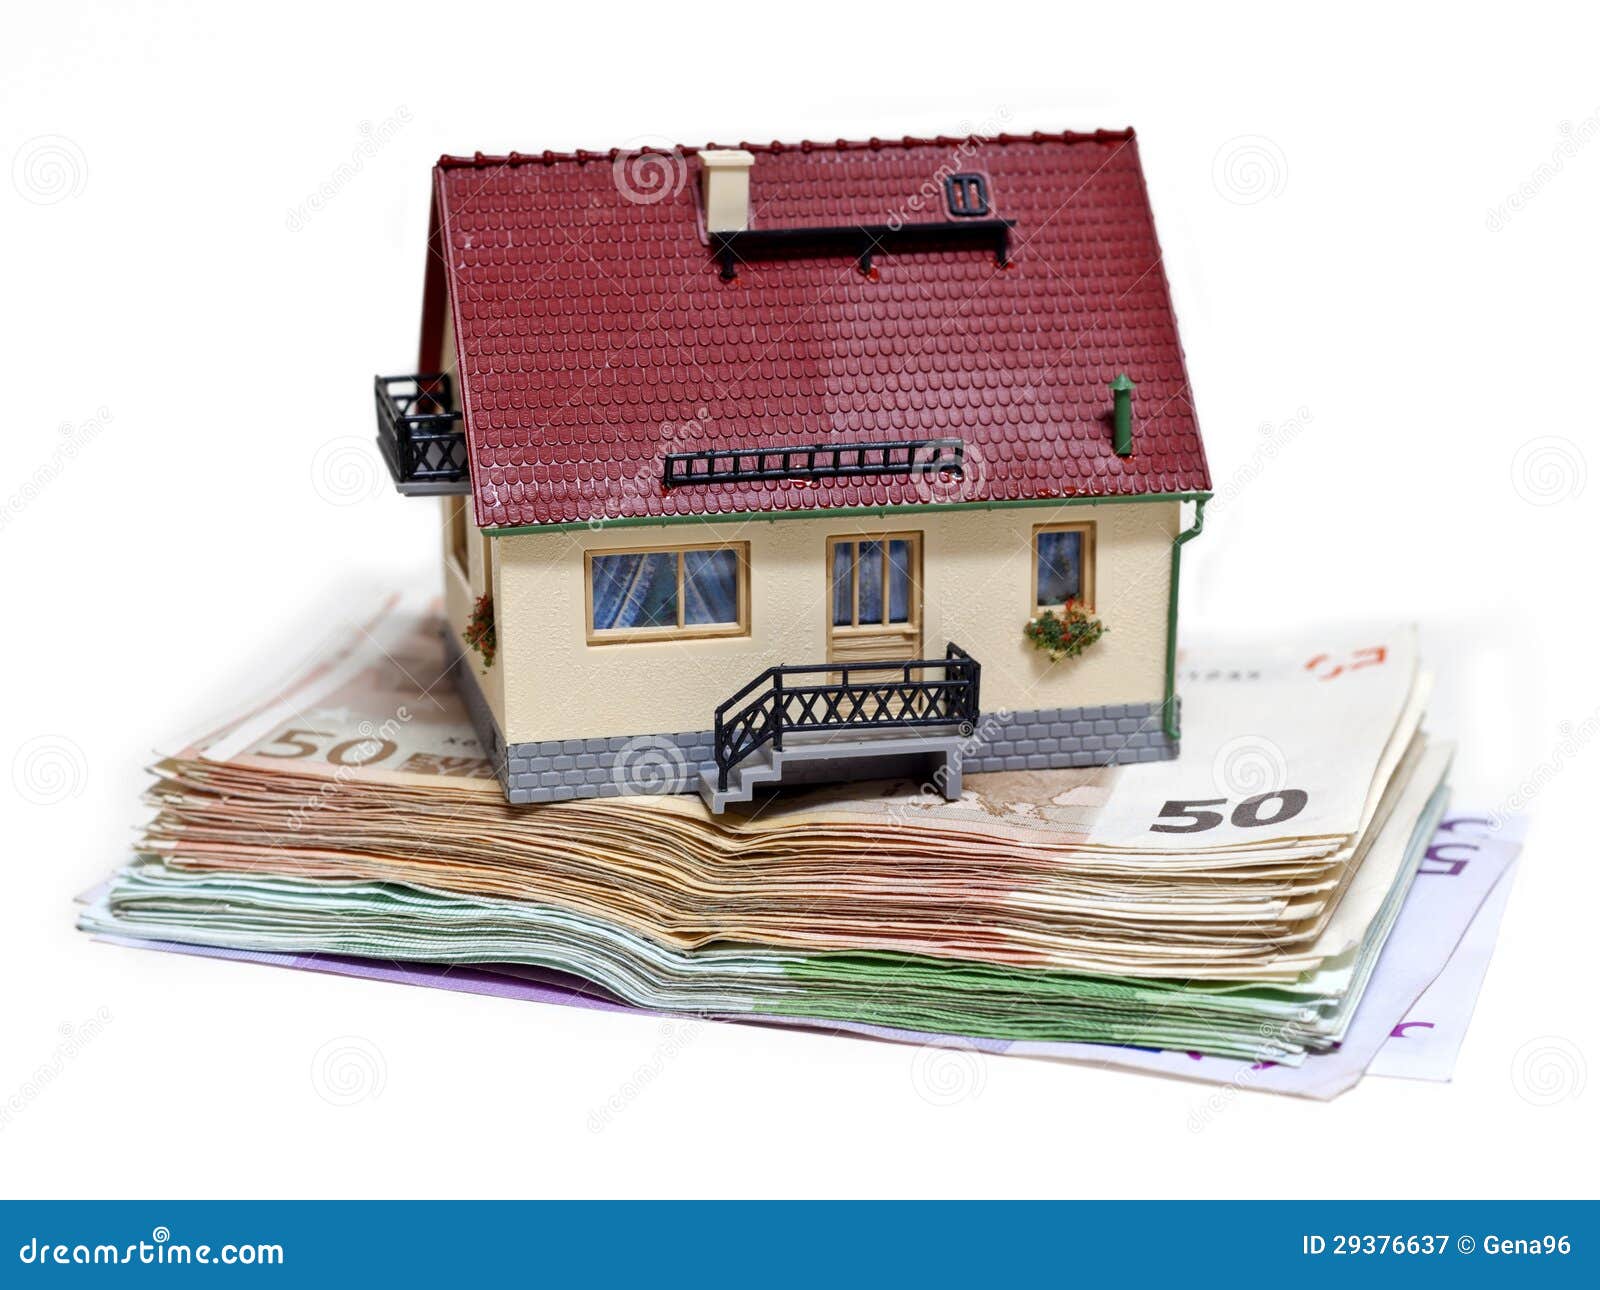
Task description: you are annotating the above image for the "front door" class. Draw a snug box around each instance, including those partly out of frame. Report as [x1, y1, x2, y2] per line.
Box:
[826, 532, 923, 664]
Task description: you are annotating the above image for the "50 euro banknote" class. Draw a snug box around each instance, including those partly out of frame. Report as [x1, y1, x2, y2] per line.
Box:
[178, 595, 1425, 859]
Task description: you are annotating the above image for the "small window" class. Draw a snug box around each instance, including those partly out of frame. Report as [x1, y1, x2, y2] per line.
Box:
[478, 530, 494, 597]
[586, 543, 749, 642]
[447, 495, 469, 575]
[944, 173, 990, 218]
[829, 534, 919, 629]
[1033, 523, 1095, 611]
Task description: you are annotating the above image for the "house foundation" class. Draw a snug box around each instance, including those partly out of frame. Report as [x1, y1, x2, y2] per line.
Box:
[446, 634, 1177, 808]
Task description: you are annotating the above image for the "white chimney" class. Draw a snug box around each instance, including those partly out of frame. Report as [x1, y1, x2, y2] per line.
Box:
[700, 149, 754, 232]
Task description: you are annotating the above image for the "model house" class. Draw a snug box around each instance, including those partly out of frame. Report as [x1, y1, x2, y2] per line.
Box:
[375, 131, 1212, 810]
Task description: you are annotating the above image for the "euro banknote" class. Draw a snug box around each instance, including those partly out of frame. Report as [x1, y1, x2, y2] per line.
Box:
[189, 596, 1422, 856]
[1366, 817, 1525, 1082]
[131, 599, 1433, 979]
[77, 591, 1477, 1088]
[81, 743, 1455, 1063]
[84, 812, 1521, 1098]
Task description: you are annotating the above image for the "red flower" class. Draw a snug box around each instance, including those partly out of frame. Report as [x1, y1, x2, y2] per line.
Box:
[463, 594, 497, 671]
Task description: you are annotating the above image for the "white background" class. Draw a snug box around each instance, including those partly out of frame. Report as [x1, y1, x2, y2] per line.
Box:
[3, 0, 1596, 1198]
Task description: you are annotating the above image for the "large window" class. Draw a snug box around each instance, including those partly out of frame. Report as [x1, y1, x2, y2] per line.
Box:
[586, 543, 749, 642]
[1032, 522, 1095, 611]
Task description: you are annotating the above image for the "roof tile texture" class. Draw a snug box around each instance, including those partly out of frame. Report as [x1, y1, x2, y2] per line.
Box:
[432, 132, 1210, 529]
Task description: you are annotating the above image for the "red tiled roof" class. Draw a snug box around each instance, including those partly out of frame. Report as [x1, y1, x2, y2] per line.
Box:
[425, 131, 1211, 531]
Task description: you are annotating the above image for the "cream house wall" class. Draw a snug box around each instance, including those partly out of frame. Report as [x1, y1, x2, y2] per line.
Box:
[441, 500, 504, 729]
[490, 500, 1179, 745]
[436, 300, 507, 730]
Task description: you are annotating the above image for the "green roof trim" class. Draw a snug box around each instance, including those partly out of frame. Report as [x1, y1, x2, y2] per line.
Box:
[481, 490, 1213, 537]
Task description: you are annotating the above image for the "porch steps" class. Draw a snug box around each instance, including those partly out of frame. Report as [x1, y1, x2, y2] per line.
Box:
[698, 724, 968, 814]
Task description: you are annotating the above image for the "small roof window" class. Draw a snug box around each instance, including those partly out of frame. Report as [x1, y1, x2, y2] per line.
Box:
[944, 173, 990, 217]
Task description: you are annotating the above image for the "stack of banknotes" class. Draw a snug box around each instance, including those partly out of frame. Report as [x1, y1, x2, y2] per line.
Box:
[78, 599, 1523, 1099]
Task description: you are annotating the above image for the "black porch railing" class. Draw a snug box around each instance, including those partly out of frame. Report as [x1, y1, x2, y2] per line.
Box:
[374, 373, 470, 496]
[664, 438, 963, 489]
[712, 644, 981, 792]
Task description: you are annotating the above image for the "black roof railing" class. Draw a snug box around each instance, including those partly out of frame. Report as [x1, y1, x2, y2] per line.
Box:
[712, 644, 982, 792]
[664, 437, 963, 488]
[711, 218, 1015, 282]
[373, 373, 470, 496]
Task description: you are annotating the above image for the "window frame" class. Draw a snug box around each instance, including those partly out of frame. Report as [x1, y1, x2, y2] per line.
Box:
[1031, 521, 1096, 613]
[446, 495, 470, 580]
[583, 541, 751, 645]
[476, 529, 494, 599]
[824, 531, 923, 639]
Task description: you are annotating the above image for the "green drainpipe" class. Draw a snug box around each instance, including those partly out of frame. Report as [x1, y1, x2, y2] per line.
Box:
[1162, 496, 1208, 741]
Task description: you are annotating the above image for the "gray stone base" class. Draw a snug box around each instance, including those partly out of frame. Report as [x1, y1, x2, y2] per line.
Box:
[961, 701, 1178, 772]
[504, 727, 714, 805]
[445, 634, 1177, 806]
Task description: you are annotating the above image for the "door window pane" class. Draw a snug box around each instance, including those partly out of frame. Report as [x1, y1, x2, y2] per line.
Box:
[888, 539, 912, 623]
[1036, 529, 1083, 606]
[832, 542, 854, 626]
[857, 540, 884, 624]
[683, 548, 740, 625]
[591, 552, 678, 630]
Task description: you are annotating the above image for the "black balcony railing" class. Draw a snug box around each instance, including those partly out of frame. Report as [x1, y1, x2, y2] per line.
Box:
[663, 437, 963, 489]
[711, 218, 1015, 282]
[374, 373, 470, 496]
[712, 644, 981, 791]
